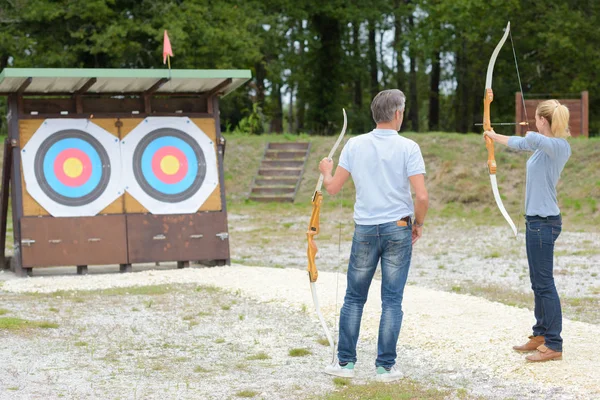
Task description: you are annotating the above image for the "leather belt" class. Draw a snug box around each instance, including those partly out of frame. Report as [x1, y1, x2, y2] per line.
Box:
[396, 216, 411, 227]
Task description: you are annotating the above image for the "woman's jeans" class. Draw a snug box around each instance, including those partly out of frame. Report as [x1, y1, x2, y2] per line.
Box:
[337, 221, 412, 368]
[526, 215, 563, 352]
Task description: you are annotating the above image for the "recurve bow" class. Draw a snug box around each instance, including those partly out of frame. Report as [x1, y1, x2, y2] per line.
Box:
[306, 109, 347, 358]
[483, 21, 518, 237]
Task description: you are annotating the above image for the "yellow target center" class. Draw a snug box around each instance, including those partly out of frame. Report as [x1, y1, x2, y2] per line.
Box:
[160, 155, 180, 175]
[63, 157, 83, 178]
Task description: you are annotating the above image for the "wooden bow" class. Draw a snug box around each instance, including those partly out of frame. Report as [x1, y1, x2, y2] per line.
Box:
[306, 109, 347, 356]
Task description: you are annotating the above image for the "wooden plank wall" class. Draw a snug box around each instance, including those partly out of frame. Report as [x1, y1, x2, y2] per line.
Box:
[515, 92, 589, 137]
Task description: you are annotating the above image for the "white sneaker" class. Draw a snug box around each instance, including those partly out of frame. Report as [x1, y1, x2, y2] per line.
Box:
[375, 365, 403, 382]
[324, 361, 355, 378]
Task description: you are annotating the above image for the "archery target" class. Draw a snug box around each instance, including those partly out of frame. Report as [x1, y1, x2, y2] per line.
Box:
[21, 119, 123, 217]
[121, 117, 218, 214]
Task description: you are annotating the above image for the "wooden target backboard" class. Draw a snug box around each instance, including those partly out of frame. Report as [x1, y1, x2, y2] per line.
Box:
[0, 68, 251, 276]
[515, 91, 589, 137]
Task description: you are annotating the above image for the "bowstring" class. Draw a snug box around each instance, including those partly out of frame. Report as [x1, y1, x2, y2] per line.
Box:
[510, 29, 528, 238]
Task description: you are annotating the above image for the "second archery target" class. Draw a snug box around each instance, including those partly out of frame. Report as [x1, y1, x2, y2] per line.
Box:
[121, 117, 218, 214]
[21, 119, 123, 217]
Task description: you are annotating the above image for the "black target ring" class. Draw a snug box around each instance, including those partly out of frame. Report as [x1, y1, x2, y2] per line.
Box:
[131, 128, 207, 203]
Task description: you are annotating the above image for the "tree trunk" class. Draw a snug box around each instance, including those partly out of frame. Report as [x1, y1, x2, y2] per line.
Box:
[308, 13, 343, 134]
[428, 50, 440, 131]
[455, 41, 469, 133]
[254, 60, 267, 107]
[270, 83, 283, 133]
[393, 4, 406, 91]
[407, 10, 419, 132]
[352, 22, 363, 110]
[296, 25, 306, 132]
[368, 20, 378, 99]
[297, 98, 305, 132]
[0, 55, 8, 72]
[288, 86, 294, 133]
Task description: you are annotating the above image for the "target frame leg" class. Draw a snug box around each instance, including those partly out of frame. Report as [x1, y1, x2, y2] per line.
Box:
[177, 261, 189, 269]
[119, 263, 132, 273]
[77, 265, 88, 275]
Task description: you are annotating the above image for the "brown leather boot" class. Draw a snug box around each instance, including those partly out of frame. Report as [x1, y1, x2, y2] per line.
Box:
[513, 335, 545, 352]
[525, 345, 562, 362]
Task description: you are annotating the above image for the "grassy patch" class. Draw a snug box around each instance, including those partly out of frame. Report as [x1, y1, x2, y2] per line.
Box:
[332, 377, 351, 387]
[450, 282, 600, 324]
[246, 351, 270, 361]
[0, 308, 9, 315]
[235, 390, 259, 398]
[322, 379, 452, 399]
[235, 363, 250, 371]
[450, 283, 532, 308]
[0, 317, 58, 331]
[40, 285, 174, 298]
[316, 337, 331, 346]
[562, 297, 600, 323]
[99, 285, 172, 296]
[74, 341, 88, 347]
[288, 348, 312, 357]
[223, 133, 600, 230]
[194, 366, 211, 373]
[195, 285, 222, 294]
[485, 251, 502, 259]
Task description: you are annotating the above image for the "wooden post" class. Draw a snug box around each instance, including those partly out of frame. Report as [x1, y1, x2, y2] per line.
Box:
[7, 95, 26, 276]
[213, 95, 230, 266]
[0, 138, 12, 269]
[515, 92, 523, 136]
[581, 91, 589, 138]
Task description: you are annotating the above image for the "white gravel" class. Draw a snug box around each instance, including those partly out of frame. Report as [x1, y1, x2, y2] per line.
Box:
[1, 264, 599, 399]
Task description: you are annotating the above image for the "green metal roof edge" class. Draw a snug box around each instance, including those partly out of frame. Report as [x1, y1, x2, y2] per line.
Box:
[0, 68, 252, 80]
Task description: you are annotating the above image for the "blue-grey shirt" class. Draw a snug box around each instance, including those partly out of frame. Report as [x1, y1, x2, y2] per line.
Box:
[507, 132, 571, 217]
[338, 129, 426, 225]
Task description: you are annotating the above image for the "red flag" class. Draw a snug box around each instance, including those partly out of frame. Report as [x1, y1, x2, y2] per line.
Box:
[163, 30, 173, 65]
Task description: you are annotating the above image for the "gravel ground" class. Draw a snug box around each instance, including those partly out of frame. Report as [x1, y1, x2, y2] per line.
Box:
[0, 215, 598, 399]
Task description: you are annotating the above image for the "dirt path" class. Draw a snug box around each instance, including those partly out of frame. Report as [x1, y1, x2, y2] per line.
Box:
[3, 265, 598, 399]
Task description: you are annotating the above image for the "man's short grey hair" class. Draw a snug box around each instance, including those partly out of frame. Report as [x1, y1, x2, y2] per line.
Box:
[371, 89, 406, 123]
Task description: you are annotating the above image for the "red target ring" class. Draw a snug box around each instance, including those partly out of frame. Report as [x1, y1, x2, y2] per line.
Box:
[53, 148, 93, 187]
[150, 146, 189, 184]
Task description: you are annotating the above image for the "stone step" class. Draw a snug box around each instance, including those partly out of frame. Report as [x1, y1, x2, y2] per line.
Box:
[258, 168, 302, 177]
[267, 142, 310, 151]
[254, 177, 298, 186]
[261, 160, 304, 169]
[251, 187, 295, 195]
[248, 195, 294, 203]
[265, 150, 307, 159]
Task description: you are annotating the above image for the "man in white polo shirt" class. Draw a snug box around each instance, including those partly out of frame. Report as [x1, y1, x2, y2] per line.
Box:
[319, 89, 428, 382]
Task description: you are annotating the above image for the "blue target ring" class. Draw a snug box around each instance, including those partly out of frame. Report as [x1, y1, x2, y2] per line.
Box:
[42, 138, 103, 198]
[132, 128, 207, 203]
[140, 136, 199, 195]
[34, 130, 111, 206]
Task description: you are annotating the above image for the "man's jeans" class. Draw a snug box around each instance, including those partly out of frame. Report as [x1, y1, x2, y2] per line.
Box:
[337, 221, 412, 369]
[526, 215, 563, 352]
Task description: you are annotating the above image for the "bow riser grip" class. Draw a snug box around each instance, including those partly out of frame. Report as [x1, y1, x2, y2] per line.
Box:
[307, 232, 319, 283]
[483, 88, 496, 174]
[483, 88, 494, 131]
[306, 191, 323, 283]
[486, 138, 497, 175]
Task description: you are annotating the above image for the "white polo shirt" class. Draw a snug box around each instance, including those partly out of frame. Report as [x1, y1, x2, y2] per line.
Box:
[338, 129, 426, 225]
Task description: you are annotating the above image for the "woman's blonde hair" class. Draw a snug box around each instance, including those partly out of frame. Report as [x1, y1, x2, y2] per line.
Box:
[536, 99, 571, 138]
